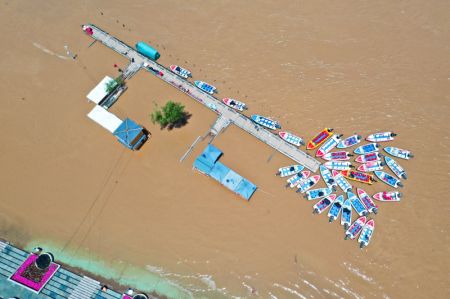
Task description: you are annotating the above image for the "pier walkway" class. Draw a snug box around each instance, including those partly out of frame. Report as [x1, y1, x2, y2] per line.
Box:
[83, 24, 320, 171]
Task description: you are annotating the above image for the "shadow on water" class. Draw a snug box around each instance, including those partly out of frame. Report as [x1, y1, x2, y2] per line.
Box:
[158, 112, 192, 131]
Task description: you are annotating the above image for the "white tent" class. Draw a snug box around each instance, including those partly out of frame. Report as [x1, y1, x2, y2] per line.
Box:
[87, 105, 122, 133]
[86, 76, 115, 104]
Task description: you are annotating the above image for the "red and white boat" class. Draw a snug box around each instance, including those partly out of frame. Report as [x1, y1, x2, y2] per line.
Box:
[169, 65, 191, 79]
[222, 98, 247, 111]
[279, 131, 304, 146]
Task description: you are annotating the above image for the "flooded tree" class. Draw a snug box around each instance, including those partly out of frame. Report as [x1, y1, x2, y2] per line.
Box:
[151, 101, 190, 130]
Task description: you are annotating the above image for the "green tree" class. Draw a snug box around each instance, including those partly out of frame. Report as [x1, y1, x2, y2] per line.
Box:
[105, 76, 124, 94]
[151, 101, 188, 129]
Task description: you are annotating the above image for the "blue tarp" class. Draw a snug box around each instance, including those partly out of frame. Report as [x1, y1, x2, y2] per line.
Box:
[193, 145, 257, 200]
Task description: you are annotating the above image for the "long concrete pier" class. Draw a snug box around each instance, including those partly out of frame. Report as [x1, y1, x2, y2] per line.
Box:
[82, 24, 321, 171]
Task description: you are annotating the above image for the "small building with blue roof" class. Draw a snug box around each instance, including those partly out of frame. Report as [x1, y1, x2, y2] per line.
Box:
[113, 118, 148, 150]
[193, 144, 257, 200]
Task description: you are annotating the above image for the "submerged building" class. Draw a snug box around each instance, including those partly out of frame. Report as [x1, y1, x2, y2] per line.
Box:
[193, 145, 257, 200]
[87, 105, 148, 150]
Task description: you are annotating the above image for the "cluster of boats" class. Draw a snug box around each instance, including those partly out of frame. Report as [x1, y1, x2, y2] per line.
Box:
[276, 129, 413, 248]
[169, 64, 415, 249]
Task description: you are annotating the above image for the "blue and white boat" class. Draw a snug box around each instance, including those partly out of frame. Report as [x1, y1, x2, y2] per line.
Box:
[337, 134, 362, 149]
[251, 115, 281, 130]
[316, 134, 343, 157]
[348, 191, 368, 216]
[304, 187, 332, 201]
[341, 199, 352, 229]
[279, 131, 304, 146]
[357, 188, 378, 214]
[366, 132, 396, 142]
[328, 195, 344, 222]
[313, 194, 337, 214]
[194, 80, 216, 94]
[286, 171, 310, 188]
[358, 219, 375, 248]
[170, 65, 191, 79]
[345, 216, 367, 240]
[320, 165, 337, 190]
[384, 146, 414, 160]
[276, 165, 304, 177]
[296, 175, 320, 193]
[354, 143, 379, 155]
[384, 156, 407, 179]
[323, 161, 353, 171]
[332, 170, 353, 192]
[375, 171, 403, 188]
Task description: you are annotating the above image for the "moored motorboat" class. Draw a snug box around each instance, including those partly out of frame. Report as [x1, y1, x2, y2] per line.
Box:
[194, 80, 216, 94]
[222, 98, 247, 111]
[358, 219, 375, 248]
[372, 191, 402, 202]
[170, 65, 191, 78]
[279, 131, 304, 146]
[276, 165, 304, 177]
[251, 115, 281, 130]
[345, 216, 367, 240]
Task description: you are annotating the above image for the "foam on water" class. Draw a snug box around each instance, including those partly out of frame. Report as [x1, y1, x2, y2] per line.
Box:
[322, 288, 342, 298]
[343, 262, 375, 283]
[24, 239, 391, 299]
[145, 265, 229, 297]
[325, 277, 364, 299]
[272, 283, 308, 299]
[268, 292, 279, 299]
[241, 281, 258, 296]
[25, 239, 194, 299]
[301, 279, 321, 294]
[33, 42, 69, 60]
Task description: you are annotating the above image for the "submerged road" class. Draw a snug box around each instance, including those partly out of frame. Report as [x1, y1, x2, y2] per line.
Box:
[82, 24, 321, 172]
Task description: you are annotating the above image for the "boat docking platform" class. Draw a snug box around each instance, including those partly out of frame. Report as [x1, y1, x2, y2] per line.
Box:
[82, 24, 320, 172]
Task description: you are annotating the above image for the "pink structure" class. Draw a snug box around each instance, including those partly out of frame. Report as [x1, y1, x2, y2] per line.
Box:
[9, 254, 59, 293]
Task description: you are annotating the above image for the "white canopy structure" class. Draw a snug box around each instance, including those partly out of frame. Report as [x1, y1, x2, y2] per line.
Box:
[87, 105, 122, 133]
[86, 76, 115, 104]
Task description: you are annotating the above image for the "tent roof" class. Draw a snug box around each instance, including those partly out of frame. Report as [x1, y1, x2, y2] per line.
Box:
[87, 105, 122, 133]
[113, 118, 143, 146]
[86, 76, 115, 104]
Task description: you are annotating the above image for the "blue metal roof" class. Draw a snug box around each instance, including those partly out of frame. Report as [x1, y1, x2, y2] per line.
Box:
[113, 118, 144, 149]
[200, 144, 222, 163]
[193, 145, 257, 200]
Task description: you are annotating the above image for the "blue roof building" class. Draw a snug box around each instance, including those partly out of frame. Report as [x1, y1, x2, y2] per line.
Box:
[113, 118, 148, 150]
[193, 145, 257, 200]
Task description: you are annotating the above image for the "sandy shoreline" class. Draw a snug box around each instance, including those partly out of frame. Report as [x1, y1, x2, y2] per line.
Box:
[1, 0, 450, 298]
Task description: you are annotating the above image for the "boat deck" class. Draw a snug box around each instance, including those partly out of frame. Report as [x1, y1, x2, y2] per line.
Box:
[83, 24, 320, 171]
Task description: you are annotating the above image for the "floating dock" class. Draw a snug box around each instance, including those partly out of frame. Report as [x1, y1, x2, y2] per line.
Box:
[193, 144, 257, 200]
[82, 24, 320, 172]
